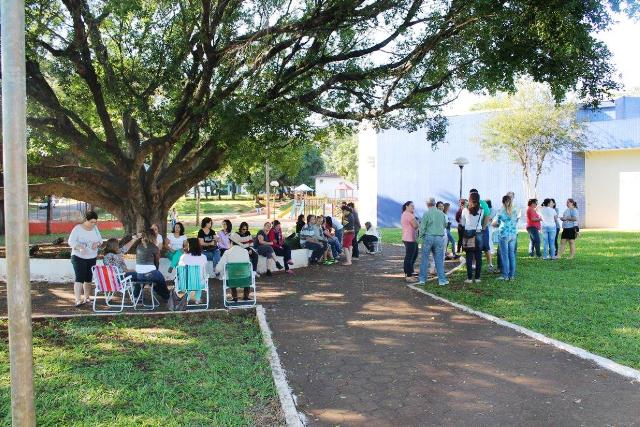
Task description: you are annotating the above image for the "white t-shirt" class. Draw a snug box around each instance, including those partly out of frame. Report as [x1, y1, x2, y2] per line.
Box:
[364, 226, 380, 238]
[68, 224, 102, 259]
[156, 234, 164, 248]
[215, 245, 250, 274]
[540, 206, 557, 228]
[167, 234, 187, 251]
[179, 253, 208, 282]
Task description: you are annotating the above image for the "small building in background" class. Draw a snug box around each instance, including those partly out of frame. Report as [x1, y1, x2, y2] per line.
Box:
[314, 173, 358, 199]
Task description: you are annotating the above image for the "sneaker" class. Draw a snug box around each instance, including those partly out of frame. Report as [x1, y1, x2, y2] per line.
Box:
[417, 281, 426, 285]
[275, 262, 284, 270]
[439, 281, 449, 286]
[405, 276, 418, 283]
[496, 276, 507, 281]
[464, 279, 473, 284]
[474, 278, 481, 283]
[254, 272, 261, 278]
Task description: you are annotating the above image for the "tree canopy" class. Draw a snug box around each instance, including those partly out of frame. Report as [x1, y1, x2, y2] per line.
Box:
[1, 0, 621, 231]
[478, 79, 586, 199]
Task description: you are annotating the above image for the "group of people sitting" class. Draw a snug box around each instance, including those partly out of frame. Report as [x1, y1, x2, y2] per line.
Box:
[294, 202, 380, 266]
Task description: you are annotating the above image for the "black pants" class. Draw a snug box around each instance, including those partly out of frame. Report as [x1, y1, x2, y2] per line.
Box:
[403, 241, 419, 276]
[527, 226, 541, 257]
[465, 246, 483, 280]
[274, 245, 292, 270]
[303, 242, 324, 263]
[352, 229, 360, 258]
[555, 227, 560, 253]
[359, 235, 378, 252]
[457, 225, 464, 253]
[246, 248, 259, 272]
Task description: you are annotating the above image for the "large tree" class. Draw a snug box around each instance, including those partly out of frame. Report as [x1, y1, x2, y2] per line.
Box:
[1, 0, 620, 232]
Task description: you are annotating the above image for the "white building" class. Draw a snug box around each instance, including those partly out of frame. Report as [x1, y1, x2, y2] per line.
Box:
[314, 173, 358, 199]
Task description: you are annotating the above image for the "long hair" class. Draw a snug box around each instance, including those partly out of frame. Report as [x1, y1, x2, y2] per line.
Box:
[502, 195, 512, 216]
[222, 219, 232, 233]
[172, 222, 185, 236]
[104, 238, 120, 255]
[140, 228, 156, 248]
[468, 193, 480, 216]
[186, 237, 202, 256]
[402, 201, 413, 212]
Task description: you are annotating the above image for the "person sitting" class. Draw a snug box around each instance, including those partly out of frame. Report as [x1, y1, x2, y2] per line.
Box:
[198, 217, 221, 271]
[322, 216, 341, 259]
[358, 222, 380, 254]
[166, 221, 187, 273]
[300, 215, 326, 265]
[134, 229, 170, 303]
[295, 214, 306, 234]
[151, 223, 164, 248]
[237, 222, 260, 278]
[178, 237, 208, 304]
[217, 219, 233, 256]
[216, 232, 253, 302]
[102, 236, 139, 278]
[254, 222, 284, 276]
[268, 220, 294, 274]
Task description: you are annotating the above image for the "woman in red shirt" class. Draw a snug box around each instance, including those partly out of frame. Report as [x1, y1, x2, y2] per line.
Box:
[268, 220, 294, 274]
[526, 199, 542, 257]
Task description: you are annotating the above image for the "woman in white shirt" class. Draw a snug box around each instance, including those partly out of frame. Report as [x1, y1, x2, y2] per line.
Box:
[166, 222, 187, 272]
[460, 193, 484, 284]
[151, 223, 164, 248]
[540, 199, 559, 260]
[358, 221, 380, 253]
[178, 237, 208, 304]
[68, 210, 103, 306]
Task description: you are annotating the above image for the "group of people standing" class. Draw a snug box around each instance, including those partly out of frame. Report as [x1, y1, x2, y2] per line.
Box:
[401, 189, 581, 285]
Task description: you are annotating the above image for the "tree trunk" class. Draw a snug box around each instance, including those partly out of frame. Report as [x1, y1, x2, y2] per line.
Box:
[204, 180, 209, 199]
[195, 186, 201, 227]
[217, 188, 222, 200]
[231, 182, 236, 200]
[45, 195, 52, 235]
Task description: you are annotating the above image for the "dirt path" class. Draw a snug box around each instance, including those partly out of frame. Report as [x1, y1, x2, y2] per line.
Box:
[256, 245, 640, 426]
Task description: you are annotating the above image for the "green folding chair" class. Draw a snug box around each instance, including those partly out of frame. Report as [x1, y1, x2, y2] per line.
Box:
[222, 262, 256, 309]
[175, 265, 209, 310]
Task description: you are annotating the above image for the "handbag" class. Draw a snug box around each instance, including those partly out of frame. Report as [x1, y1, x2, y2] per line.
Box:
[462, 211, 483, 250]
[168, 290, 187, 311]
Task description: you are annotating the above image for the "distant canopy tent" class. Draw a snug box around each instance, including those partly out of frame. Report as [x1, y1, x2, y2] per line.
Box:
[335, 182, 354, 199]
[293, 184, 314, 193]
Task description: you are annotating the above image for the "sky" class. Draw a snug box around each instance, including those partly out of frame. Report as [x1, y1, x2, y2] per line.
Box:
[444, 13, 640, 115]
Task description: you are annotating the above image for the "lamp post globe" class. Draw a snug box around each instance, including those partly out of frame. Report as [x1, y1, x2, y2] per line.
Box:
[453, 157, 469, 199]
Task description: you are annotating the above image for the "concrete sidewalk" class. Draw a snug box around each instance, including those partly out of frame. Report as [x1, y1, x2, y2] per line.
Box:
[258, 245, 640, 426]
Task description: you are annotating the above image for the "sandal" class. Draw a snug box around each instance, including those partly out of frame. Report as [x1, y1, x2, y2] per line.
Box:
[74, 300, 86, 307]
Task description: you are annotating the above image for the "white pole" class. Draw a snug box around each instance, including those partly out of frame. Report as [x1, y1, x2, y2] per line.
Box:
[1, 0, 36, 425]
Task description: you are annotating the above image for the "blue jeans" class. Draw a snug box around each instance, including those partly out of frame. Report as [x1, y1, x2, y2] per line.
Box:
[498, 235, 517, 279]
[446, 229, 457, 255]
[527, 227, 541, 257]
[418, 235, 446, 284]
[134, 270, 170, 301]
[542, 226, 556, 258]
[203, 248, 221, 270]
[327, 237, 341, 258]
[334, 228, 344, 252]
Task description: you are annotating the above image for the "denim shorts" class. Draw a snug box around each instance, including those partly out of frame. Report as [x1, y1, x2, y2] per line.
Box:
[479, 227, 491, 251]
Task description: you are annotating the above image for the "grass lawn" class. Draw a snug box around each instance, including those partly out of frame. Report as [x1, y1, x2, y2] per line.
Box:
[173, 196, 255, 216]
[0, 312, 282, 426]
[391, 229, 640, 369]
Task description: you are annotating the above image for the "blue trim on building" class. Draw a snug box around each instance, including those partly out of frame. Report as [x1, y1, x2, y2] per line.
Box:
[571, 152, 586, 228]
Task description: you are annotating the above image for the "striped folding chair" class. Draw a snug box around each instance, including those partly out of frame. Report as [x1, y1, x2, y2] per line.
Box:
[91, 265, 135, 313]
[175, 265, 209, 310]
[222, 262, 256, 309]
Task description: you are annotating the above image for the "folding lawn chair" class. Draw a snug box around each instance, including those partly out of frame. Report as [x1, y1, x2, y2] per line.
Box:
[372, 234, 383, 254]
[91, 265, 135, 313]
[175, 265, 210, 310]
[222, 262, 256, 309]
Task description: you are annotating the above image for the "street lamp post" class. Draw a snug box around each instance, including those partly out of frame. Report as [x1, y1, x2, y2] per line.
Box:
[270, 180, 279, 219]
[453, 157, 469, 199]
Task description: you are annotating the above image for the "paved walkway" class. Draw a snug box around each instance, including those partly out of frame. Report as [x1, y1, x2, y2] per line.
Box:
[258, 245, 640, 426]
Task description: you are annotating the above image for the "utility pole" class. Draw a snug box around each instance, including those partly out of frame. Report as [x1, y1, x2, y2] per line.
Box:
[265, 160, 270, 219]
[2, 0, 36, 425]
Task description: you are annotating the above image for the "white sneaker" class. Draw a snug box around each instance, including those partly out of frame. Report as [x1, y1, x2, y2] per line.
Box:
[464, 279, 473, 284]
[474, 279, 481, 283]
[254, 272, 261, 278]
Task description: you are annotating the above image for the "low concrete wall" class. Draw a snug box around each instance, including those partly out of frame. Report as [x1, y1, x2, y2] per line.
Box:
[0, 249, 311, 283]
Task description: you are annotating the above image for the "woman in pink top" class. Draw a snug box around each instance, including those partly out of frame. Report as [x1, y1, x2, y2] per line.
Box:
[401, 201, 420, 282]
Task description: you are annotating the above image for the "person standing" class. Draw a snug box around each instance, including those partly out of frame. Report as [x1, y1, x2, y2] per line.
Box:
[68, 210, 103, 306]
[550, 198, 561, 254]
[169, 208, 178, 231]
[493, 195, 518, 280]
[540, 199, 558, 260]
[526, 199, 542, 257]
[341, 205, 356, 265]
[460, 193, 484, 283]
[347, 202, 361, 259]
[418, 198, 449, 286]
[455, 198, 466, 253]
[443, 203, 459, 259]
[401, 201, 420, 282]
[558, 198, 579, 259]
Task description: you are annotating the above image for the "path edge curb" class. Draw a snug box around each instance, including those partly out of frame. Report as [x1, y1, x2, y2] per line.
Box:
[406, 284, 640, 382]
[256, 305, 305, 426]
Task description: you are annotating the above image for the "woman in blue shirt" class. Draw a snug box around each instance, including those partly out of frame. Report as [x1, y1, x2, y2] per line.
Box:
[558, 198, 579, 259]
[492, 195, 519, 280]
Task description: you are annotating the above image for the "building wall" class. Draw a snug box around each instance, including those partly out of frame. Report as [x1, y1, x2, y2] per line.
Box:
[315, 176, 358, 199]
[584, 148, 640, 229]
[358, 124, 379, 226]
